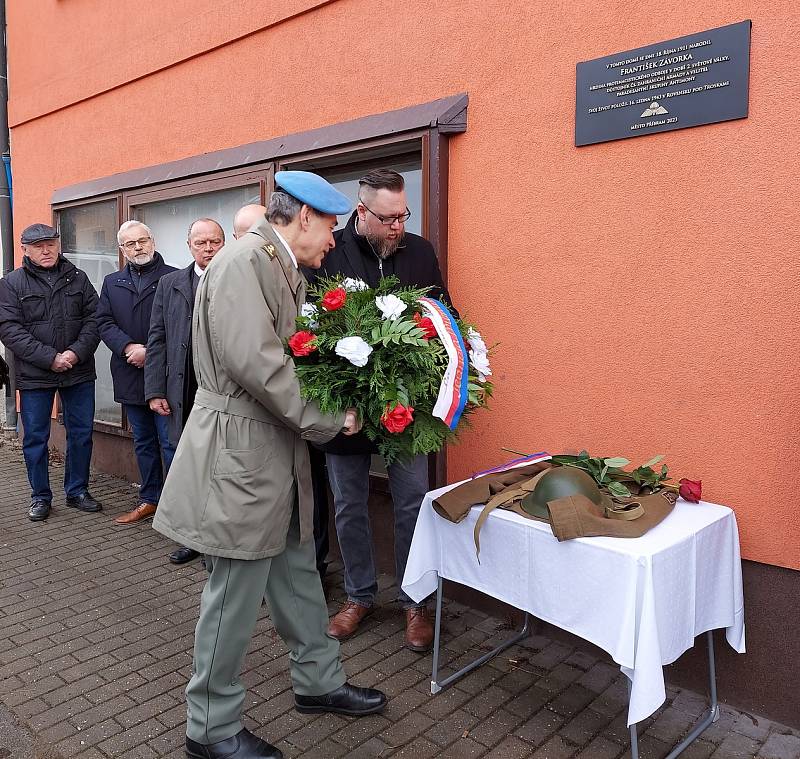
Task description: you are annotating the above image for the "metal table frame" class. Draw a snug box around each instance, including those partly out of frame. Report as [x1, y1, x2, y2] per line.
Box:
[429, 576, 720, 759]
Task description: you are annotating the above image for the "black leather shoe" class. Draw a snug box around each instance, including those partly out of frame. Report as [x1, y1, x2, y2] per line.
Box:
[28, 499, 51, 522]
[185, 728, 282, 758]
[169, 546, 201, 565]
[295, 682, 387, 716]
[65, 491, 102, 512]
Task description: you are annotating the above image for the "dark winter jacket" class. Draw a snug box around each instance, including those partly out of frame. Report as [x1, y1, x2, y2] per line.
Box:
[144, 264, 197, 446]
[0, 256, 99, 390]
[96, 252, 176, 405]
[306, 211, 455, 455]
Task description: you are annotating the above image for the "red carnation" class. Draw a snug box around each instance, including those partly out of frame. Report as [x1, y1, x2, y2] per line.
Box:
[381, 403, 414, 434]
[288, 331, 317, 357]
[321, 287, 347, 311]
[413, 312, 437, 339]
[678, 478, 702, 503]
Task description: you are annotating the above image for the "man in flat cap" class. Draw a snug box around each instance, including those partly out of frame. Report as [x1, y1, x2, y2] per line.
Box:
[153, 172, 386, 759]
[0, 223, 102, 521]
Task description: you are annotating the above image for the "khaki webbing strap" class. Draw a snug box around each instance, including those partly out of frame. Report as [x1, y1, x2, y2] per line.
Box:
[473, 469, 550, 560]
[604, 500, 645, 520]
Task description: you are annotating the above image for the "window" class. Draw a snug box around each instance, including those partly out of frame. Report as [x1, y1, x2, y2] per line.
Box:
[132, 184, 260, 268]
[52, 94, 466, 483]
[59, 199, 121, 425]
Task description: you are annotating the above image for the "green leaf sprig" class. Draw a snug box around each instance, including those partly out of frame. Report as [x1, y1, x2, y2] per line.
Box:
[549, 451, 669, 499]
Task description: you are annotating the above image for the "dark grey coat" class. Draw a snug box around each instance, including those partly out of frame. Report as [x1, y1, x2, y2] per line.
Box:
[0, 256, 99, 390]
[144, 264, 196, 447]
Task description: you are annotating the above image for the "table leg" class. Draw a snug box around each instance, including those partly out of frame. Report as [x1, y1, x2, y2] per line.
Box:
[628, 630, 720, 759]
[430, 575, 531, 695]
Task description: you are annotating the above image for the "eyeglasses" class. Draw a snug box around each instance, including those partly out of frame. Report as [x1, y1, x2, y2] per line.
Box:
[120, 237, 152, 250]
[358, 198, 411, 226]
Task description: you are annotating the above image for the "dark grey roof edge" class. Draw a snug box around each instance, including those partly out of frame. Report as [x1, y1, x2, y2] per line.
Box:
[52, 93, 469, 205]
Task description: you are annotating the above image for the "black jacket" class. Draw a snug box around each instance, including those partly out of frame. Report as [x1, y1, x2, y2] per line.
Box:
[307, 211, 455, 455]
[312, 211, 453, 304]
[144, 264, 197, 446]
[0, 256, 99, 390]
[96, 252, 176, 405]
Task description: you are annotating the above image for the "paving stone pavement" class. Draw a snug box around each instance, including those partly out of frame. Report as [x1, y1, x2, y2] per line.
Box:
[0, 438, 798, 759]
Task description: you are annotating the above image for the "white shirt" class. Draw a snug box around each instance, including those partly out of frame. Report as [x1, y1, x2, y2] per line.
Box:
[194, 263, 205, 278]
[271, 227, 298, 269]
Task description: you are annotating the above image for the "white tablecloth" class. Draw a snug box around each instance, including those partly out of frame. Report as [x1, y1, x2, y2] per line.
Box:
[402, 481, 746, 725]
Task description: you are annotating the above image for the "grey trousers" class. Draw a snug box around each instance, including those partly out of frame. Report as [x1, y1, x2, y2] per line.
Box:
[326, 452, 429, 608]
[186, 506, 346, 744]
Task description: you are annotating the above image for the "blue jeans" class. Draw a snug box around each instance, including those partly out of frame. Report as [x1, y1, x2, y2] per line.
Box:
[20, 380, 95, 502]
[124, 404, 175, 505]
[326, 452, 429, 608]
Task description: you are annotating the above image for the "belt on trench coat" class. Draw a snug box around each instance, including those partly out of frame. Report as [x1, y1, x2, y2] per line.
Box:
[193, 387, 281, 426]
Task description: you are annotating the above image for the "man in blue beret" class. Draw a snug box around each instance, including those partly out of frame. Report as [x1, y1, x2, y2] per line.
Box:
[153, 172, 386, 759]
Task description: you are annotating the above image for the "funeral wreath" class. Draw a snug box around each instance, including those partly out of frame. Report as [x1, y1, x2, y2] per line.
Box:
[287, 275, 493, 463]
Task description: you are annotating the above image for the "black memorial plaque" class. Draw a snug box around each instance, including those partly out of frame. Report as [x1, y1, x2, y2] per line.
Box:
[576, 20, 751, 146]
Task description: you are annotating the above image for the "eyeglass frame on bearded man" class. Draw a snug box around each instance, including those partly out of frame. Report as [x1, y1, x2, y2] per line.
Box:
[357, 197, 412, 226]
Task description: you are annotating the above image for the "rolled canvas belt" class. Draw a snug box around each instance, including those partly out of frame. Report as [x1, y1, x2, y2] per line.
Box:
[473, 469, 550, 559]
[193, 387, 280, 426]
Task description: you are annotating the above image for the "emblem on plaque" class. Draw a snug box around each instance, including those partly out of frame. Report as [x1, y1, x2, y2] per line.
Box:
[641, 102, 669, 118]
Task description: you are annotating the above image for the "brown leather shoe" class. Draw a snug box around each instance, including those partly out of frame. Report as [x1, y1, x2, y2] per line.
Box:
[114, 502, 157, 525]
[327, 601, 374, 641]
[405, 607, 434, 652]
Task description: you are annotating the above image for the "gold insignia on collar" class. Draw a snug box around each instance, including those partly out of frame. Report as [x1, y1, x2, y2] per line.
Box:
[262, 243, 277, 258]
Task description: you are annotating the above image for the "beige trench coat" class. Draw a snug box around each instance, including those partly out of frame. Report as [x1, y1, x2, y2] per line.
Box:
[152, 221, 345, 560]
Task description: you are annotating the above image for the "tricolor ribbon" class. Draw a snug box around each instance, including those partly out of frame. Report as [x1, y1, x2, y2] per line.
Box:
[470, 452, 551, 480]
[417, 297, 469, 430]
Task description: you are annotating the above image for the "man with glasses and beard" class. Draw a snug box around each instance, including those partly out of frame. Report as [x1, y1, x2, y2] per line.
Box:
[96, 221, 176, 525]
[309, 168, 455, 652]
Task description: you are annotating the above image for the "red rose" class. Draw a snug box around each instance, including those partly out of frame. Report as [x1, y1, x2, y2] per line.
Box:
[321, 287, 346, 311]
[413, 312, 437, 339]
[678, 478, 702, 503]
[380, 403, 414, 434]
[288, 331, 317, 357]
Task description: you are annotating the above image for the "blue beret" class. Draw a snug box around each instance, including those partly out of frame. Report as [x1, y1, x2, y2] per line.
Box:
[274, 171, 352, 215]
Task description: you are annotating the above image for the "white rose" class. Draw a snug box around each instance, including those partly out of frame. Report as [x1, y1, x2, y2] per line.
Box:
[300, 303, 319, 328]
[335, 336, 373, 368]
[343, 277, 369, 292]
[469, 349, 492, 383]
[375, 294, 407, 320]
[467, 328, 487, 354]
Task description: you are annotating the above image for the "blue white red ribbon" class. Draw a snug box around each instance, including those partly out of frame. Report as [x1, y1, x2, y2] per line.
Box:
[470, 452, 551, 480]
[417, 297, 469, 430]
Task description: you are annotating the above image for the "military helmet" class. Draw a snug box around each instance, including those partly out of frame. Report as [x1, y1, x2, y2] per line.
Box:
[521, 466, 604, 519]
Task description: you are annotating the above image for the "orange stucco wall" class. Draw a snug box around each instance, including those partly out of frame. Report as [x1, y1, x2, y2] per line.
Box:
[7, 1, 800, 570]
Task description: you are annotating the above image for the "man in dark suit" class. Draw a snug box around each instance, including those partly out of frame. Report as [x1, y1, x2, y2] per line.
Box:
[96, 221, 176, 525]
[145, 218, 225, 564]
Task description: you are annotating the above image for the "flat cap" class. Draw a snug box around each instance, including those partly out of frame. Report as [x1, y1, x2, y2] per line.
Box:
[274, 171, 351, 215]
[21, 223, 60, 245]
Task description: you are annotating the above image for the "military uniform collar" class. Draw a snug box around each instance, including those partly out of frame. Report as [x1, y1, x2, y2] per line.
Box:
[250, 219, 304, 296]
